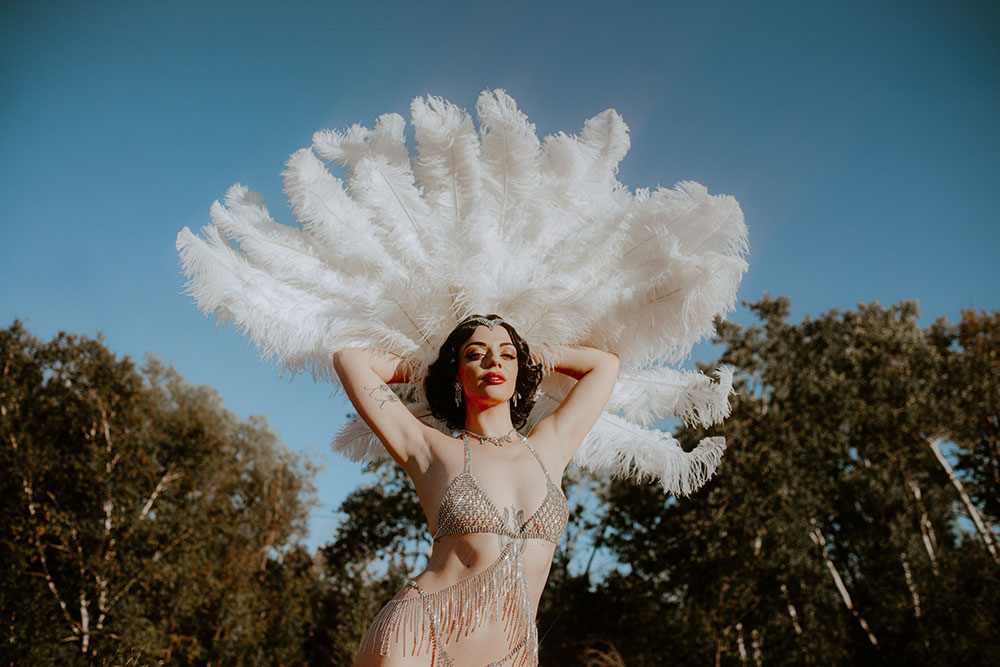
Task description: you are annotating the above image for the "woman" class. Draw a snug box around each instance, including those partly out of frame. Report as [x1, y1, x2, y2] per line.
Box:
[334, 314, 619, 666]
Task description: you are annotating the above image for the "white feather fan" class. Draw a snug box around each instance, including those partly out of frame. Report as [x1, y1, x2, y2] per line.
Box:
[177, 89, 748, 495]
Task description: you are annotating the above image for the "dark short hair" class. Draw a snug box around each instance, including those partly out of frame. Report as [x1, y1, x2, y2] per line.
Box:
[425, 314, 543, 431]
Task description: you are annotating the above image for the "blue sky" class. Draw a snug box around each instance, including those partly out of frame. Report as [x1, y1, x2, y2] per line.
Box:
[2, 0, 998, 549]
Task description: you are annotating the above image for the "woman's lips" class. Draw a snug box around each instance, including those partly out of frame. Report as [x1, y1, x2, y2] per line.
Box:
[483, 373, 506, 384]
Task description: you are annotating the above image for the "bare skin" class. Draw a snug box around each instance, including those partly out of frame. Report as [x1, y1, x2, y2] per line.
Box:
[334, 326, 618, 665]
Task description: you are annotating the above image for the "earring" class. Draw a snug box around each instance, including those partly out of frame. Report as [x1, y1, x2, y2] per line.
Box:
[454, 381, 463, 406]
[512, 391, 521, 407]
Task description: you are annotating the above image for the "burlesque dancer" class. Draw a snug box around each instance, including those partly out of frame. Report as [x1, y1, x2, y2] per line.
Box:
[337, 315, 617, 665]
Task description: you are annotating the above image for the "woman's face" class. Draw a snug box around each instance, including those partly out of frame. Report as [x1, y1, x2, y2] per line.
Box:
[456, 325, 518, 406]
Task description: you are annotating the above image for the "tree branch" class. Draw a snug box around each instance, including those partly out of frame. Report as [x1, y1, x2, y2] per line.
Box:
[906, 477, 939, 573]
[929, 438, 1000, 566]
[138, 464, 183, 522]
[809, 522, 878, 647]
[12, 431, 81, 638]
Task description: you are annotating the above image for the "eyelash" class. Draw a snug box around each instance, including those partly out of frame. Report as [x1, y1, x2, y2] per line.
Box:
[465, 353, 516, 361]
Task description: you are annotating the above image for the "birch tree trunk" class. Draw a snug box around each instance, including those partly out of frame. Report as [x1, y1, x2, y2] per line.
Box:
[780, 583, 804, 635]
[929, 438, 1000, 566]
[907, 477, 939, 573]
[900, 552, 921, 618]
[809, 523, 879, 647]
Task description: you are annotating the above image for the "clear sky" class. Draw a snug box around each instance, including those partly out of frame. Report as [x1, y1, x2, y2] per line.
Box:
[3, 0, 998, 549]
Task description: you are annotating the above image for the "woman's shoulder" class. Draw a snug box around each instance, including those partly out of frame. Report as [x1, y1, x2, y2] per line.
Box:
[524, 421, 568, 477]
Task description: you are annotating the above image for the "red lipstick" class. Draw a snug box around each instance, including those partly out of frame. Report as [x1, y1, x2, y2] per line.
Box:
[483, 372, 506, 384]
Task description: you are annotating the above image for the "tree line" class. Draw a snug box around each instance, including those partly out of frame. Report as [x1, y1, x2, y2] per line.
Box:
[3, 297, 998, 665]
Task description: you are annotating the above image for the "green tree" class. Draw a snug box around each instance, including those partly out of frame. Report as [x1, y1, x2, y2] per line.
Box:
[1, 322, 318, 665]
[929, 310, 1000, 529]
[594, 298, 1000, 666]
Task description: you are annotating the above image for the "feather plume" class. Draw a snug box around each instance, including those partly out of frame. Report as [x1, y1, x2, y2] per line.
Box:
[530, 389, 726, 496]
[177, 89, 749, 495]
[475, 89, 542, 236]
[282, 148, 400, 281]
[579, 417, 728, 496]
[411, 95, 482, 226]
[609, 367, 734, 427]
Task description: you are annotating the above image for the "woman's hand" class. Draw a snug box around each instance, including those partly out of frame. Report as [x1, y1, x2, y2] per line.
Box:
[333, 349, 431, 471]
[531, 346, 619, 466]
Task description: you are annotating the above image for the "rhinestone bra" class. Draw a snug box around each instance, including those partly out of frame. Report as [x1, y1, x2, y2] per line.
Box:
[433, 433, 569, 544]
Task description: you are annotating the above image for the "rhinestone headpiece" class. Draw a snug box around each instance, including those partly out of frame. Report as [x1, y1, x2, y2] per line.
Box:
[464, 315, 505, 331]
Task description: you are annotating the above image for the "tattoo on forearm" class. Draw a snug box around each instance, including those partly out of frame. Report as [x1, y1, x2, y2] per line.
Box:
[365, 384, 400, 409]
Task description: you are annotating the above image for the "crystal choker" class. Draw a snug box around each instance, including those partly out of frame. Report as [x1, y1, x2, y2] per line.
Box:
[462, 428, 516, 447]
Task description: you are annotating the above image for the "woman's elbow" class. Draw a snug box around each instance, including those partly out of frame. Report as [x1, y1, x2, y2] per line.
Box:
[583, 349, 619, 380]
[600, 350, 620, 374]
[332, 348, 364, 375]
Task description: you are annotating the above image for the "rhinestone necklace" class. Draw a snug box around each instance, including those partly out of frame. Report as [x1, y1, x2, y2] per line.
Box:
[462, 428, 516, 447]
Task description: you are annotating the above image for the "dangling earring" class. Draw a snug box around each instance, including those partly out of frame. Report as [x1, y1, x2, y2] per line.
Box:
[454, 381, 463, 406]
[512, 391, 521, 407]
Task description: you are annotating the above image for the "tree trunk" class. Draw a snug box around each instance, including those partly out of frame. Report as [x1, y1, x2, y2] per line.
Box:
[907, 477, 939, 573]
[900, 552, 921, 618]
[735, 622, 748, 666]
[929, 438, 1000, 566]
[780, 583, 804, 635]
[809, 523, 878, 647]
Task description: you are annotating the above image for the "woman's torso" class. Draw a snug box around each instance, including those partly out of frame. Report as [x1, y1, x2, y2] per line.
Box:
[414, 431, 568, 607]
[355, 431, 567, 666]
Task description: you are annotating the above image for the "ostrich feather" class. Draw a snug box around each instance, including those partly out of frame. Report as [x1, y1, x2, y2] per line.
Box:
[608, 366, 735, 427]
[579, 415, 728, 496]
[411, 95, 483, 226]
[177, 89, 749, 495]
[282, 148, 400, 281]
[529, 389, 726, 496]
[475, 89, 542, 236]
[345, 157, 433, 267]
[311, 112, 409, 169]
[176, 224, 346, 378]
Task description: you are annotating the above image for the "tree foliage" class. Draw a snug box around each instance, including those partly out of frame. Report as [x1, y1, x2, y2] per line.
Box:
[1, 322, 317, 665]
[929, 310, 1000, 525]
[583, 298, 1000, 666]
[5, 299, 998, 665]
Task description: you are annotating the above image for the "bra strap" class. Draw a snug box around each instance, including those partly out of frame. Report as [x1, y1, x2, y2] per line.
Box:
[516, 434, 553, 483]
[461, 433, 471, 473]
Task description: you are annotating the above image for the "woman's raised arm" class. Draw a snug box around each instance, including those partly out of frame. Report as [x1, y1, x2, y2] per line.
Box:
[531, 346, 619, 466]
[333, 349, 431, 471]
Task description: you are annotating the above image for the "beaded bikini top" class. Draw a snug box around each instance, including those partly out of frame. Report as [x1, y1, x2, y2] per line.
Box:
[433, 433, 569, 544]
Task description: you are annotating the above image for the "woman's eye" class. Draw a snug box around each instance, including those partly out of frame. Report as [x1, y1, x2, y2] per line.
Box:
[502, 354, 516, 360]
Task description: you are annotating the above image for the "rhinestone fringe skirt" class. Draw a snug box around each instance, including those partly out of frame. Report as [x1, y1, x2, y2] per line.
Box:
[358, 540, 538, 666]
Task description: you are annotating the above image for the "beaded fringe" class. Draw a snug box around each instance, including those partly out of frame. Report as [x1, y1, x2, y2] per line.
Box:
[360, 541, 537, 665]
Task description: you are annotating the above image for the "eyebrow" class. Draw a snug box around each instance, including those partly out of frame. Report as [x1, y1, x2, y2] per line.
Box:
[463, 341, 516, 350]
